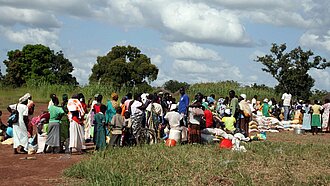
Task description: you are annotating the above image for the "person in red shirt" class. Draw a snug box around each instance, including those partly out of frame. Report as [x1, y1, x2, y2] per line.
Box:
[202, 102, 213, 128]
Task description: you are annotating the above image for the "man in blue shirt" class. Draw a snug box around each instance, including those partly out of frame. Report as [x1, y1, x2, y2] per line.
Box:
[178, 87, 189, 126]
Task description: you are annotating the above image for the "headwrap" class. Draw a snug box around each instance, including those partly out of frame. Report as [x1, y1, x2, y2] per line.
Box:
[19, 93, 31, 103]
[218, 98, 225, 104]
[111, 93, 118, 99]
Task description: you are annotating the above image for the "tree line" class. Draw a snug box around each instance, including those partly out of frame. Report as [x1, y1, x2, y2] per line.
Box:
[0, 43, 329, 100]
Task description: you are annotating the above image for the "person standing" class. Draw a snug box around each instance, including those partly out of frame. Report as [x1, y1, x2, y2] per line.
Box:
[67, 94, 86, 154]
[95, 105, 107, 150]
[106, 93, 118, 125]
[301, 100, 312, 131]
[229, 90, 239, 129]
[187, 93, 204, 144]
[282, 92, 292, 121]
[44, 96, 65, 153]
[311, 100, 323, 135]
[238, 94, 251, 136]
[8, 94, 29, 154]
[322, 99, 330, 132]
[178, 87, 189, 126]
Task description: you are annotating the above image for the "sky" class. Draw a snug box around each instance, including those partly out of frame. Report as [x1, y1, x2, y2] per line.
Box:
[0, 0, 330, 91]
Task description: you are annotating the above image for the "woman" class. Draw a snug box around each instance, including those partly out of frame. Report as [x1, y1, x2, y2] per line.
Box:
[261, 98, 270, 117]
[8, 94, 29, 154]
[130, 93, 145, 136]
[44, 96, 64, 153]
[311, 100, 323, 135]
[301, 100, 311, 131]
[106, 93, 119, 124]
[238, 94, 251, 137]
[322, 99, 330, 132]
[188, 93, 204, 144]
[67, 94, 86, 154]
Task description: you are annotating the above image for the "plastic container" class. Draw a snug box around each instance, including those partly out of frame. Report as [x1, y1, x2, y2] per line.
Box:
[219, 138, 233, 149]
[294, 127, 305, 135]
[169, 129, 181, 143]
[165, 139, 176, 147]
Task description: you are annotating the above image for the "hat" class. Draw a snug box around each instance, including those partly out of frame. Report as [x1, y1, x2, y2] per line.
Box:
[170, 104, 177, 111]
[240, 94, 246, 100]
[94, 94, 99, 98]
[263, 98, 268, 103]
[225, 109, 231, 115]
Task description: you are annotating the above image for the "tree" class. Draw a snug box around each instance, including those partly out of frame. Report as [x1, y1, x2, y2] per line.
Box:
[255, 43, 330, 100]
[163, 80, 190, 93]
[3, 44, 78, 87]
[89, 45, 159, 90]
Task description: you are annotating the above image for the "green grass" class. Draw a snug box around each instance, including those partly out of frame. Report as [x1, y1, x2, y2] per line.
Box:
[64, 132, 330, 185]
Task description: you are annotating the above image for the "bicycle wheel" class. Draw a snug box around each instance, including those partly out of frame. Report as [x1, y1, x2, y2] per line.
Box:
[136, 128, 157, 145]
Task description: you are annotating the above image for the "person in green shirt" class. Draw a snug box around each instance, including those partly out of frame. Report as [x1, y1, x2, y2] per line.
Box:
[262, 98, 271, 117]
[94, 104, 107, 150]
[44, 96, 65, 153]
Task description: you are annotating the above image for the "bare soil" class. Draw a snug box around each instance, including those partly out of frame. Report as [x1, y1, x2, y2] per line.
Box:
[0, 103, 86, 186]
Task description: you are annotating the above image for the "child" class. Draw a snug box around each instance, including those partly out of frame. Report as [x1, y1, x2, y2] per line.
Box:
[222, 109, 236, 134]
[94, 104, 107, 150]
[110, 107, 124, 147]
[311, 100, 323, 135]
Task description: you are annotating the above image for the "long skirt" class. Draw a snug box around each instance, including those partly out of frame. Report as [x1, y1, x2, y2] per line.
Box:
[131, 113, 143, 136]
[302, 113, 311, 130]
[96, 126, 107, 150]
[45, 122, 60, 147]
[188, 124, 201, 144]
[311, 114, 321, 127]
[13, 122, 28, 151]
[69, 120, 85, 151]
[239, 116, 250, 137]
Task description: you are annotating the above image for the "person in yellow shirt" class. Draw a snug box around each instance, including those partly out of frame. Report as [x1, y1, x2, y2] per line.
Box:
[311, 100, 323, 135]
[222, 109, 236, 134]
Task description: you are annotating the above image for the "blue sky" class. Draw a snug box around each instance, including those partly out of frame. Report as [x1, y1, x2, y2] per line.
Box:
[0, 0, 330, 91]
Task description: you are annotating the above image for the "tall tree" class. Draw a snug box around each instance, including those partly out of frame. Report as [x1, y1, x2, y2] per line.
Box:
[3, 44, 78, 87]
[89, 45, 159, 90]
[163, 80, 189, 93]
[255, 43, 330, 99]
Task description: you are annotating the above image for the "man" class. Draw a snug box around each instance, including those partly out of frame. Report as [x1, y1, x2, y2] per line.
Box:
[282, 92, 292, 121]
[178, 87, 189, 126]
[229, 90, 239, 129]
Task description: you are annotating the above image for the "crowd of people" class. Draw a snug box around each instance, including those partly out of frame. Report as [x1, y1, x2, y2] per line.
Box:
[0, 88, 329, 154]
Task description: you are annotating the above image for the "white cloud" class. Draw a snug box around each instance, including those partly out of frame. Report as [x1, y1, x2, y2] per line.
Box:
[151, 55, 162, 65]
[299, 31, 330, 52]
[0, 26, 60, 50]
[161, 2, 251, 45]
[0, 6, 61, 28]
[166, 42, 219, 60]
[309, 69, 330, 90]
[68, 49, 102, 85]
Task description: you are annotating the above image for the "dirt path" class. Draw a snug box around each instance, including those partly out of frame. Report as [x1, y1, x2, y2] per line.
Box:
[0, 145, 83, 185]
[0, 102, 86, 186]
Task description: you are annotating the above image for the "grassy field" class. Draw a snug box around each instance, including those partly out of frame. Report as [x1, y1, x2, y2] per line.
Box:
[0, 81, 281, 111]
[64, 132, 330, 186]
